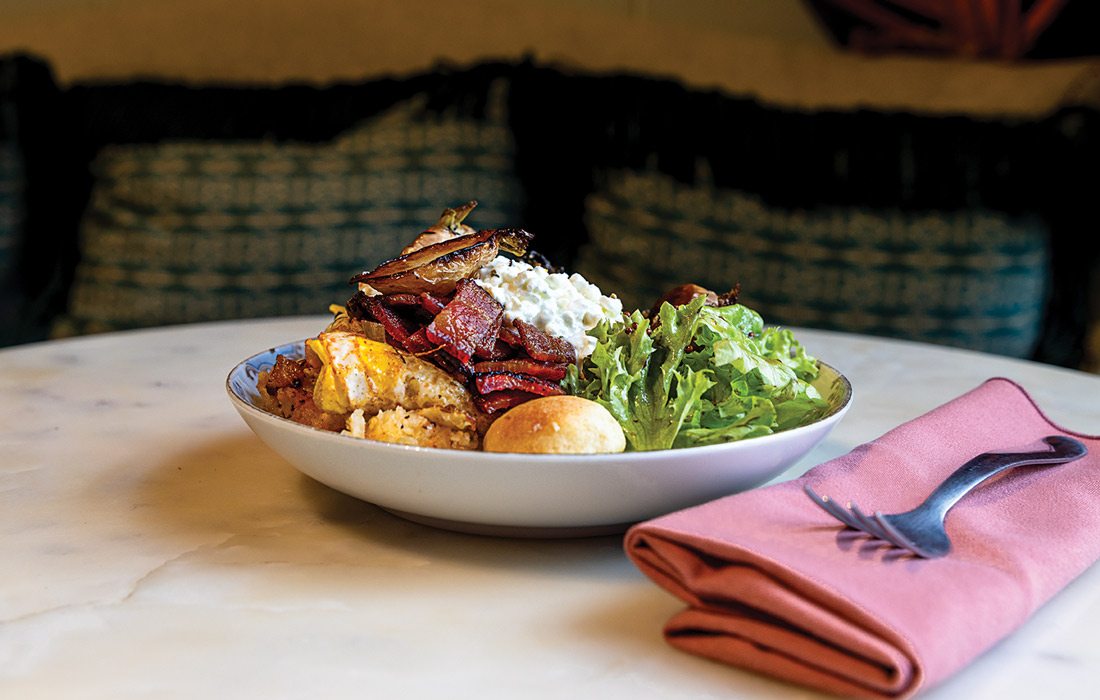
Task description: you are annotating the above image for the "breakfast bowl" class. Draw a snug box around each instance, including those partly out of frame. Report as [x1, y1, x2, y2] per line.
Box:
[227, 340, 853, 537]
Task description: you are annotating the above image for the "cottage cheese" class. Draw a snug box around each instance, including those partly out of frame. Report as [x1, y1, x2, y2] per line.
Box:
[475, 257, 623, 359]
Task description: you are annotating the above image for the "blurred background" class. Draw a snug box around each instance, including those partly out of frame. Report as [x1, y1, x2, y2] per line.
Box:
[1, 0, 1098, 370]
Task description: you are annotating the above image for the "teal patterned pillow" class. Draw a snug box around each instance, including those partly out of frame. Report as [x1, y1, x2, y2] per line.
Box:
[53, 86, 523, 337]
[576, 169, 1050, 358]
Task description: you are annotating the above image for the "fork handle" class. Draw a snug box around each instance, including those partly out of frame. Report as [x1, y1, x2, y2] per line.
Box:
[921, 435, 1087, 518]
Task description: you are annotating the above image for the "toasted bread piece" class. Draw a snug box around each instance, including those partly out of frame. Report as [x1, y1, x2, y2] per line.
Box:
[345, 406, 479, 450]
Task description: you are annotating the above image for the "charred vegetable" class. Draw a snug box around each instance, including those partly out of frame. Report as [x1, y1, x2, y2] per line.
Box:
[401, 200, 479, 254]
[352, 227, 533, 295]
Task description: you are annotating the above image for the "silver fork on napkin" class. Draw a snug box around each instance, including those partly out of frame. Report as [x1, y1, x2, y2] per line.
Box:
[804, 435, 1088, 558]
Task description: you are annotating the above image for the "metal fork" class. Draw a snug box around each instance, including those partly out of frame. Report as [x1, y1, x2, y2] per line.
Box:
[804, 435, 1088, 558]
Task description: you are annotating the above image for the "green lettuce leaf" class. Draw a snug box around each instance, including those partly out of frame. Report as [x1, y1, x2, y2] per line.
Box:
[565, 296, 829, 451]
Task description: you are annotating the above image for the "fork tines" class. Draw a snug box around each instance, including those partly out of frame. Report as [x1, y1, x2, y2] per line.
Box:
[803, 485, 919, 553]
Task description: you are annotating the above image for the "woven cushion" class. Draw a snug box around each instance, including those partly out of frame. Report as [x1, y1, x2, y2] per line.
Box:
[576, 169, 1050, 358]
[52, 87, 522, 336]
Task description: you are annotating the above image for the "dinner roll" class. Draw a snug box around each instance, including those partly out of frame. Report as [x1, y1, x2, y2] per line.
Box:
[483, 395, 626, 454]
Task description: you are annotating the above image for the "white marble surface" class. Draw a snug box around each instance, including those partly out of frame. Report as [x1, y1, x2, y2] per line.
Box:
[2, 316, 1100, 699]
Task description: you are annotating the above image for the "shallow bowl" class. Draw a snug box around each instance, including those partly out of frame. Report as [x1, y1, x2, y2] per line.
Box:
[227, 340, 852, 537]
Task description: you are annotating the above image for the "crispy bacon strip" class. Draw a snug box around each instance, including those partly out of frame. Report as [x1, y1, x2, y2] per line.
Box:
[473, 338, 515, 361]
[426, 279, 504, 365]
[473, 359, 567, 381]
[390, 328, 471, 377]
[401, 327, 438, 355]
[474, 371, 565, 397]
[496, 323, 522, 348]
[366, 297, 416, 346]
[419, 292, 449, 315]
[473, 390, 539, 414]
[345, 290, 374, 320]
[512, 319, 576, 364]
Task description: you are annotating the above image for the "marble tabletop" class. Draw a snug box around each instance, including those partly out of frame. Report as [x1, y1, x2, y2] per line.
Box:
[3, 316, 1100, 699]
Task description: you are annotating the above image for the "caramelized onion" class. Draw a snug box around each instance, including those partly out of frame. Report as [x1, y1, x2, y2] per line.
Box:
[401, 200, 479, 255]
[352, 227, 534, 295]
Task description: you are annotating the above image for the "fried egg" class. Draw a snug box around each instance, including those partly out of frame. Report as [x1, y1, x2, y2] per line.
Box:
[307, 331, 478, 424]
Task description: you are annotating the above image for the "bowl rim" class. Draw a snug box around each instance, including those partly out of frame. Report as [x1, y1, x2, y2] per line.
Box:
[226, 338, 853, 463]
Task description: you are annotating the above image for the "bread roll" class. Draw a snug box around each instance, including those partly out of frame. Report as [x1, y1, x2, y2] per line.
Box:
[483, 395, 626, 454]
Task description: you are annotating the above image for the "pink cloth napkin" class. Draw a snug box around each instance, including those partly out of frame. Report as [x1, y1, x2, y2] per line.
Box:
[625, 377, 1100, 698]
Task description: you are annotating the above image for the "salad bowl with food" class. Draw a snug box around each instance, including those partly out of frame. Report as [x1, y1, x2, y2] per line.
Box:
[226, 202, 852, 536]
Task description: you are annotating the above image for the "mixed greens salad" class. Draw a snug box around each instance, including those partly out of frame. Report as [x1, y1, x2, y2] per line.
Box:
[564, 295, 829, 452]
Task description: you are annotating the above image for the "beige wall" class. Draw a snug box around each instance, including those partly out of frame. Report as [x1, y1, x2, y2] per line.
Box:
[0, 0, 828, 86]
[0, 0, 1097, 118]
[0, 0, 831, 50]
[554, 0, 829, 46]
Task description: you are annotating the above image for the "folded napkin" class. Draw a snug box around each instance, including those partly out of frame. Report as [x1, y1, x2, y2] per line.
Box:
[625, 377, 1100, 698]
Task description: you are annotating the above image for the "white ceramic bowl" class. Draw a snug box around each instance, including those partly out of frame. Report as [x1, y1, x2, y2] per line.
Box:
[227, 340, 852, 537]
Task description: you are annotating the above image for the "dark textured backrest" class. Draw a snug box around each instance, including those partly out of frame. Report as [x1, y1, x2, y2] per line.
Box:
[4, 55, 1096, 365]
[577, 168, 1051, 358]
[510, 65, 1098, 365]
[39, 63, 525, 336]
[0, 54, 66, 346]
[53, 84, 522, 336]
